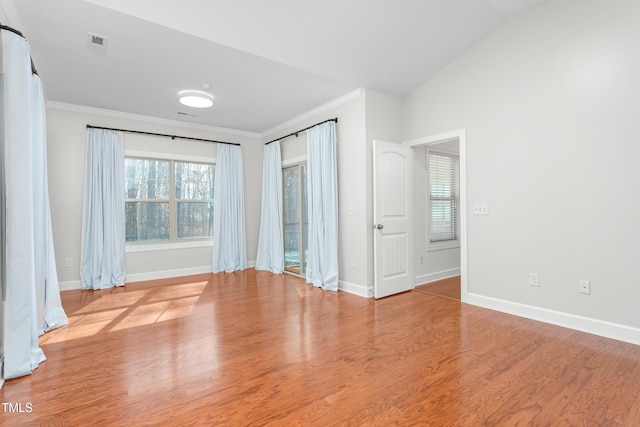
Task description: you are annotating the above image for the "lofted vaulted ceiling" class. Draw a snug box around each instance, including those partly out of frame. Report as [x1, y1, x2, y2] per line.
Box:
[3, 0, 545, 133]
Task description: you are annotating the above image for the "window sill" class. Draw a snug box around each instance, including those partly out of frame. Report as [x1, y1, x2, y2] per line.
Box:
[126, 240, 213, 253]
[427, 241, 460, 252]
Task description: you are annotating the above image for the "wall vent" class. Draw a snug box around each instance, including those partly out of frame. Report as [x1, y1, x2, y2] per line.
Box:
[87, 33, 108, 54]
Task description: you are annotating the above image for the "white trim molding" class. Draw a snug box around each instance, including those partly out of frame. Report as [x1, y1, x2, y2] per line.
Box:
[403, 128, 468, 303]
[339, 280, 371, 298]
[262, 89, 363, 138]
[467, 293, 640, 346]
[46, 101, 261, 138]
[125, 266, 213, 284]
[414, 267, 461, 286]
[59, 280, 82, 292]
[126, 240, 213, 253]
[59, 261, 257, 291]
[281, 155, 307, 168]
[125, 149, 215, 164]
[404, 129, 466, 148]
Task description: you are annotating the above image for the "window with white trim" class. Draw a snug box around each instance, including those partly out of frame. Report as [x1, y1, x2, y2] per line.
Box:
[427, 149, 459, 250]
[125, 157, 214, 243]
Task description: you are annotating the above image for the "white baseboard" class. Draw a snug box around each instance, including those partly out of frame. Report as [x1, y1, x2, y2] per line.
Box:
[414, 267, 461, 286]
[59, 280, 82, 291]
[125, 266, 213, 284]
[467, 293, 640, 346]
[339, 280, 372, 298]
[58, 261, 257, 291]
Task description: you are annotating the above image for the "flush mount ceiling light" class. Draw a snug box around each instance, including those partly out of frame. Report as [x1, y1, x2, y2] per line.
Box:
[178, 90, 214, 108]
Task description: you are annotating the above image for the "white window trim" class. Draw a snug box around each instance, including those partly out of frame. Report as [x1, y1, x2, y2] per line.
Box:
[125, 149, 215, 164]
[125, 149, 215, 252]
[282, 155, 306, 168]
[426, 148, 460, 252]
[126, 240, 213, 253]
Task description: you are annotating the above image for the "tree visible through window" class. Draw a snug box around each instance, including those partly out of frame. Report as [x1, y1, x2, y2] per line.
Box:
[125, 157, 214, 242]
[175, 161, 214, 239]
[427, 150, 459, 247]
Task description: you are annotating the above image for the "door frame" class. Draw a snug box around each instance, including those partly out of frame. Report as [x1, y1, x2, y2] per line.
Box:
[404, 129, 468, 302]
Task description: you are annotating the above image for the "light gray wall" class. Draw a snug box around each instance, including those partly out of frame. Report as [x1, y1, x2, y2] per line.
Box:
[364, 89, 403, 289]
[0, 2, 9, 23]
[46, 107, 262, 287]
[281, 133, 307, 162]
[263, 92, 368, 294]
[403, 0, 640, 329]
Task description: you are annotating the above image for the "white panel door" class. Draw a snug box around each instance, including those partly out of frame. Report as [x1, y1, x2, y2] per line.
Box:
[373, 140, 414, 298]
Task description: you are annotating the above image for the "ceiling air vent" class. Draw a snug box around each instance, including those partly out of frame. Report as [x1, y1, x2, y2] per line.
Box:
[87, 33, 108, 54]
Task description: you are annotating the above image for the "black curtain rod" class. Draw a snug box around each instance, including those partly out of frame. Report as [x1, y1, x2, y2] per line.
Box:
[265, 118, 338, 145]
[86, 125, 241, 146]
[0, 23, 39, 75]
[0, 23, 24, 38]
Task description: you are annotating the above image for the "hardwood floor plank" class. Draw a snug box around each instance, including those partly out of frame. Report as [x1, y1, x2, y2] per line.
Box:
[415, 275, 461, 301]
[1, 270, 640, 426]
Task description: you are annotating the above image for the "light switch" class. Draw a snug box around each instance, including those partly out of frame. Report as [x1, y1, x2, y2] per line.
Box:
[473, 203, 489, 215]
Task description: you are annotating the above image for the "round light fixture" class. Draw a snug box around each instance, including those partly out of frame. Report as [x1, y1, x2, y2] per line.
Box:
[179, 90, 214, 108]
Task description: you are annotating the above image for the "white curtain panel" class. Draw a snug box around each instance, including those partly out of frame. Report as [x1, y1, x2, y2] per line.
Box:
[255, 141, 284, 274]
[306, 122, 339, 290]
[1, 30, 46, 379]
[212, 144, 247, 273]
[31, 75, 68, 334]
[80, 128, 126, 289]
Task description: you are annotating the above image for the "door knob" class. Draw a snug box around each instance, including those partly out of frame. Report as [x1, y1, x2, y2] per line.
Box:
[376, 224, 384, 230]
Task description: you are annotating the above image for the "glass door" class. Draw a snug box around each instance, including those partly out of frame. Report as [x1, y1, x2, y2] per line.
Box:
[283, 164, 307, 275]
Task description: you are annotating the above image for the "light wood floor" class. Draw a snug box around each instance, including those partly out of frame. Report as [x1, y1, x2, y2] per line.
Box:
[2, 270, 640, 426]
[415, 276, 461, 301]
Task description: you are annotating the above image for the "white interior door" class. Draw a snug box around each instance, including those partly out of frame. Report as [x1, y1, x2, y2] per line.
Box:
[373, 140, 413, 298]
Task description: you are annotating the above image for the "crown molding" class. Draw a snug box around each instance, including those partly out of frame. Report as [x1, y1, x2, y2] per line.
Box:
[261, 88, 363, 138]
[46, 101, 261, 139]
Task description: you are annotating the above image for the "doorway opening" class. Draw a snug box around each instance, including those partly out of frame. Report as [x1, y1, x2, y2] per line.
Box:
[406, 129, 467, 302]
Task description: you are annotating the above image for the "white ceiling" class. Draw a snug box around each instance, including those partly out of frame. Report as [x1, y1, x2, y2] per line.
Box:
[3, 0, 545, 133]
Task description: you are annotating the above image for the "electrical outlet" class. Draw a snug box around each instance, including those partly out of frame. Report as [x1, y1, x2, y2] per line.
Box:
[529, 272, 540, 287]
[65, 257, 72, 268]
[350, 257, 357, 268]
[419, 255, 424, 264]
[579, 280, 591, 294]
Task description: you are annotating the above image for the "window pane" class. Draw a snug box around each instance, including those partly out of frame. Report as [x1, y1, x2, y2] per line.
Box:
[283, 167, 300, 271]
[125, 202, 169, 241]
[125, 158, 169, 199]
[431, 200, 457, 242]
[428, 151, 459, 245]
[429, 154, 456, 198]
[175, 162, 214, 200]
[177, 202, 213, 239]
[301, 165, 308, 274]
